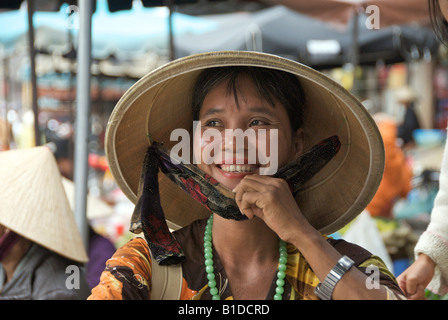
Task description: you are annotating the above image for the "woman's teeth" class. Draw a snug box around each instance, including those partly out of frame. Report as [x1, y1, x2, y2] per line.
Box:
[220, 165, 257, 173]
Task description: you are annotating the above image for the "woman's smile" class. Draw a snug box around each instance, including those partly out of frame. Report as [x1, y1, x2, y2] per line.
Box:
[219, 163, 259, 173]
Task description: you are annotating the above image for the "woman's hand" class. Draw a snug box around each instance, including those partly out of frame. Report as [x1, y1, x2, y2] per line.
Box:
[232, 174, 311, 243]
[233, 174, 390, 300]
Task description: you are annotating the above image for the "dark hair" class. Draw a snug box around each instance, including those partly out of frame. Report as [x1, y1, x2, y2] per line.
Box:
[191, 66, 306, 131]
[429, 0, 448, 47]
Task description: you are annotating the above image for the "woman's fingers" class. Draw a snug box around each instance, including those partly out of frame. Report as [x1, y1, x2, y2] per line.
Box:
[237, 191, 259, 219]
[233, 176, 271, 212]
[232, 175, 266, 194]
[232, 175, 309, 244]
[234, 176, 284, 220]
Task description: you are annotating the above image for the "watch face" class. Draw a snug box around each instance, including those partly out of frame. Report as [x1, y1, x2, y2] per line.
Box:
[340, 256, 354, 269]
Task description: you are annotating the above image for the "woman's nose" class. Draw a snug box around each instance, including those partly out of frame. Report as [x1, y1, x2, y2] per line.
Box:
[221, 127, 258, 163]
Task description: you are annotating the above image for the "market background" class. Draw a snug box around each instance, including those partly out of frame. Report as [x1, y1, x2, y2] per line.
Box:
[0, 0, 447, 299]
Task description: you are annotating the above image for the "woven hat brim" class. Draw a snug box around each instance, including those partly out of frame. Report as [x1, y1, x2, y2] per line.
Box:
[0, 147, 88, 263]
[106, 51, 384, 235]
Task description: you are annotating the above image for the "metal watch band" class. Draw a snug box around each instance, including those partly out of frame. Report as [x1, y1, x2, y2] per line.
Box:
[314, 255, 355, 300]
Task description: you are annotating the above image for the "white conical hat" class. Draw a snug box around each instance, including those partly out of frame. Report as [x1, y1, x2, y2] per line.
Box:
[0, 146, 88, 263]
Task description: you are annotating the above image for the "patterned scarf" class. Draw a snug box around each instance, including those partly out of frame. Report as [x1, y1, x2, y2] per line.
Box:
[131, 135, 341, 265]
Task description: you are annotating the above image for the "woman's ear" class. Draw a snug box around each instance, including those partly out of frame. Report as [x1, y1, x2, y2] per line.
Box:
[292, 128, 305, 158]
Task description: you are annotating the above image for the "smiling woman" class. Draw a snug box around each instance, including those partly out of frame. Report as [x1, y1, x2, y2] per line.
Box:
[89, 51, 405, 300]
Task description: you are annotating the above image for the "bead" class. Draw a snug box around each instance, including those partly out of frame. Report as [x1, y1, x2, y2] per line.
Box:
[275, 286, 284, 295]
[205, 265, 214, 273]
[279, 256, 287, 265]
[205, 258, 214, 266]
[274, 293, 283, 300]
[204, 252, 213, 259]
[207, 272, 215, 280]
[277, 270, 286, 279]
[210, 287, 219, 296]
[204, 246, 212, 254]
[276, 278, 285, 287]
[278, 263, 287, 272]
[208, 279, 217, 288]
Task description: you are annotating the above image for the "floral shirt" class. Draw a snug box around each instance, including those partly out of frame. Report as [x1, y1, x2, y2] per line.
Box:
[88, 219, 405, 300]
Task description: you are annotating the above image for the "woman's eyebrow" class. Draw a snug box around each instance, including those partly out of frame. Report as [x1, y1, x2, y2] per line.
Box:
[201, 105, 275, 118]
[247, 106, 276, 116]
[200, 107, 223, 117]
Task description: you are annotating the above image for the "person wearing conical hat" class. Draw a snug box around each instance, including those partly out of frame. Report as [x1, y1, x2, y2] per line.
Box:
[395, 86, 421, 149]
[89, 51, 405, 300]
[0, 146, 90, 299]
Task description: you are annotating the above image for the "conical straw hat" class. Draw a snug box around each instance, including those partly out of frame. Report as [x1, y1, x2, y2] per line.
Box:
[106, 51, 384, 235]
[0, 146, 88, 263]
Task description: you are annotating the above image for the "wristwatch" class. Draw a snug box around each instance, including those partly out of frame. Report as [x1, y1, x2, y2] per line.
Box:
[314, 255, 355, 300]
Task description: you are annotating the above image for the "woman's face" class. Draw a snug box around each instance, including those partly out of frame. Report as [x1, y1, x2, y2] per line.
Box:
[194, 74, 304, 190]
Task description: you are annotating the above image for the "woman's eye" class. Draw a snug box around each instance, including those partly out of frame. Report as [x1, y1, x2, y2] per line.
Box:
[204, 120, 220, 127]
[250, 119, 268, 126]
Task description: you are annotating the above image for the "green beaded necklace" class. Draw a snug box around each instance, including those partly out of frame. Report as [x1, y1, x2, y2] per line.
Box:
[204, 215, 288, 300]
